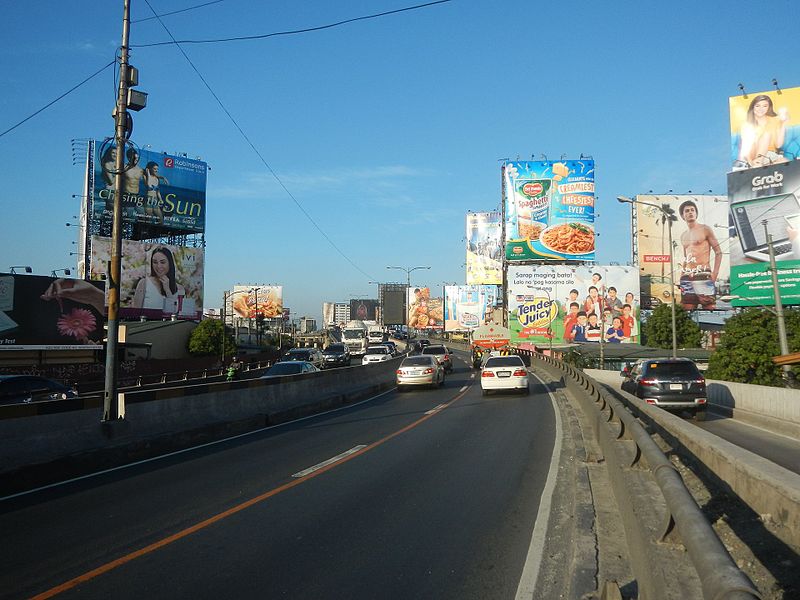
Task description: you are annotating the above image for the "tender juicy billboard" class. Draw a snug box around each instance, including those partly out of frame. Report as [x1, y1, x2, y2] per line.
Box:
[92, 141, 208, 234]
[90, 236, 204, 319]
[504, 160, 595, 261]
[0, 274, 105, 350]
[727, 161, 800, 306]
[635, 194, 730, 310]
[443, 285, 500, 331]
[507, 265, 641, 345]
[466, 212, 502, 284]
[729, 86, 800, 172]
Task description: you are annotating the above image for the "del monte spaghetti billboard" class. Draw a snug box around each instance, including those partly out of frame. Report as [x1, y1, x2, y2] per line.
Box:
[504, 160, 596, 261]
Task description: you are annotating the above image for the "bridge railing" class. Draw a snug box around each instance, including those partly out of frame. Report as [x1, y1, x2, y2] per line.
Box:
[518, 348, 761, 600]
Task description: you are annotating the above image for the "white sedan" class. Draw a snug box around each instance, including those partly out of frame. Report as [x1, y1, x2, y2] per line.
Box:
[362, 345, 393, 365]
[480, 355, 529, 395]
[396, 355, 445, 390]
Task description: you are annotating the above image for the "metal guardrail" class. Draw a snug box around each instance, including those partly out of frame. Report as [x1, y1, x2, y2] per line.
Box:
[517, 349, 760, 600]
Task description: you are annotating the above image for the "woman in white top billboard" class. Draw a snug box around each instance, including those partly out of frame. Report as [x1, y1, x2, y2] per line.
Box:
[132, 246, 186, 312]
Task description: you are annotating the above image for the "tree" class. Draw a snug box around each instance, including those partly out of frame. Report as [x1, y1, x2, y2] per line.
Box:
[641, 303, 702, 349]
[706, 307, 800, 386]
[188, 319, 236, 356]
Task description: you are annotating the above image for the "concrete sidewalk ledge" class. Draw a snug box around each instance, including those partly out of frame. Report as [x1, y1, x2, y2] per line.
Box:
[0, 359, 401, 496]
[586, 368, 800, 550]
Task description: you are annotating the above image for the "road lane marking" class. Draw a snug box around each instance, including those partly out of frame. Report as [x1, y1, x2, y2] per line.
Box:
[29, 384, 474, 599]
[459, 386, 468, 393]
[425, 403, 447, 415]
[292, 445, 367, 478]
[514, 372, 563, 600]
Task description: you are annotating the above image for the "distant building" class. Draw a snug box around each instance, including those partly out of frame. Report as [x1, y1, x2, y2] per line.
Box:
[300, 317, 317, 334]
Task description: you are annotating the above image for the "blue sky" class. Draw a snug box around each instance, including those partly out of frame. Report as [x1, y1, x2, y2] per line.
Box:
[1, 0, 797, 322]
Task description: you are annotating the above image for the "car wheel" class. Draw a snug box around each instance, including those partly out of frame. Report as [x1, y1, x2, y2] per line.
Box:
[522, 384, 529, 396]
[693, 408, 707, 421]
[482, 389, 489, 396]
[396, 384, 404, 392]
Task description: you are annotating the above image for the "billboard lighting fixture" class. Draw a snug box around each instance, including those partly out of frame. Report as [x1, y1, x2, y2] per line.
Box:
[772, 78, 781, 94]
[10, 266, 33, 274]
[51, 269, 71, 277]
[737, 83, 748, 98]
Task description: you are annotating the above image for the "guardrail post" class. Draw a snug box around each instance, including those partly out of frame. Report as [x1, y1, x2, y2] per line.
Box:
[161, 373, 167, 384]
[183, 371, 189, 381]
[136, 376, 142, 387]
[202, 369, 207, 379]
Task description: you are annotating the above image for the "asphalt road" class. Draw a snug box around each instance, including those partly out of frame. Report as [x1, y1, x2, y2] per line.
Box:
[0, 354, 558, 600]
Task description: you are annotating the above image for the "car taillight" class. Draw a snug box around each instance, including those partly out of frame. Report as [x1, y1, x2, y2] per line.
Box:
[512, 369, 527, 376]
[645, 399, 656, 404]
[639, 377, 658, 386]
[443, 354, 449, 361]
[423, 368, 434, 374]
[694, 378, 706, 385]
[481, 371, 495, 377]
[697, 398, 707, 404]
[396, 370, 403, 375]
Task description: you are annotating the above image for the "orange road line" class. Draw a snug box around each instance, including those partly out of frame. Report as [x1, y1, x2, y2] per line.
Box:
[31, 384, 472, 599]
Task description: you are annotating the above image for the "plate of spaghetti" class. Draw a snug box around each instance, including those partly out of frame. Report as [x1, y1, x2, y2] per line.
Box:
[539, 222, 595, 255]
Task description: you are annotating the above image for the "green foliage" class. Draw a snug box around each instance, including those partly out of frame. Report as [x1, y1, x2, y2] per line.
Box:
[641, 303, 702, 349]
[188, 319, 236, 356]
[706, 308, 800, 386]
[561, 347, 595, 369]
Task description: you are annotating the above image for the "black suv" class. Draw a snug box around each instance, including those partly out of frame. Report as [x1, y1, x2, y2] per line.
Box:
[621, 358, 707, 420]
[321, 343, 351, 368]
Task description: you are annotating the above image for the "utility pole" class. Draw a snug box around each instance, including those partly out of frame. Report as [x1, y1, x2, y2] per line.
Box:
[103, 0, 132, 422]
[764, 221, 793, 384]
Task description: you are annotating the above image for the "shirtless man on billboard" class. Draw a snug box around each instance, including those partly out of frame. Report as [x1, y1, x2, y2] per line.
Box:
[678, 200, 722, 310]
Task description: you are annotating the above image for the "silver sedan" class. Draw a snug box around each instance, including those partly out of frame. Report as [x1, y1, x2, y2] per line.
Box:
[396, 355, 445, 390]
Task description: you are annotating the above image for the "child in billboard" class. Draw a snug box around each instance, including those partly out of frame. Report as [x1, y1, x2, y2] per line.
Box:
[604, 286, 623, 317]
[143, 161, 169, 225]
[605, 317, 625, 343]
[570, 312, 588, 343]
[737, 95, 790, 168]
[583, 286, 602, 317]
[562, 302, 580, 341]
[620, 304, 635, 343]
[586, 313, 602, 343]
[132, 246, 186, 311]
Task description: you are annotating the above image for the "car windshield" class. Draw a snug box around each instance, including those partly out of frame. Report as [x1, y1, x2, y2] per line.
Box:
[366, 347, 388, 355]
[324, 345, 345, 353]
[644, 362, 701, 378]
[484, 357, 524, 368]
[422, 346, 446, 354]
[401, 357, 434, 367]
[286, 351, 310, 360]
[343, 331, 364, 340]
[265, 363, 304, 376]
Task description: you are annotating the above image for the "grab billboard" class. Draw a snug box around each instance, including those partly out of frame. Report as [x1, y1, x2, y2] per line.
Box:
[634, 194, 730, 310]
[507, 265, 640, 346]
[504, 160, 595, 261]
[466, 212, 502, 284]
[727, 161, 800, 306]
[92, 140, 207, 234]
[443, 285, 500, 331]
[0, 274, 105, 350]
[90, 236, 204, 319]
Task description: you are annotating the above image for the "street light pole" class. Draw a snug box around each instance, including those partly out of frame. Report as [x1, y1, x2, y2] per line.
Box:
[618, 196, 678, 358]
[764, 221, 793, 383]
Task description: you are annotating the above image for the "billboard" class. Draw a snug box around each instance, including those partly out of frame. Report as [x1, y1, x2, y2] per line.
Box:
[350, 299, 378, 322]
[504, 160, 595, 261]
[634, 194, 730, 310]
[89, 236, 204, 319]
[507, 265, 641, 346]
[729, 86, 800, 172]
[443, 285, 501, 331]
[92, 140, 207, 234]
[322, 302, 334, 327]
[466, 212, 502, 284]
[407, 287, 444, 330]
[231, 285, 284, 319]
[727, 161, 800, 306]
[0, 274, 106, 350]
[382, 289, 406, 326]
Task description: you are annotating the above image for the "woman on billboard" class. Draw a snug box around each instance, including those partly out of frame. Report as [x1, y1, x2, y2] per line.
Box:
[143, 161, 169, 224]
[132, 246, 185, 311]
[737, 95, 789, 167]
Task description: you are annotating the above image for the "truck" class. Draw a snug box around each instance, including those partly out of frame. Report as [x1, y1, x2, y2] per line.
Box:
[367, 324, 387, 344]
[342, 320, 369, 357]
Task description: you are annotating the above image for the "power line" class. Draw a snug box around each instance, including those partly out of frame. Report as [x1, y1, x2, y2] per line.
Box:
[133, 0, 224, 23]
[0, 61, 114, 140]
[143, 0, 377, 281]
[133, 0, 453, 47]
